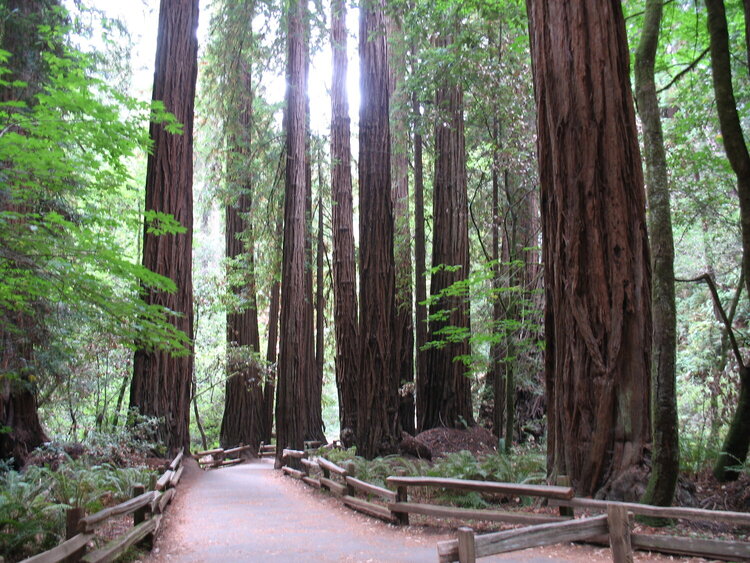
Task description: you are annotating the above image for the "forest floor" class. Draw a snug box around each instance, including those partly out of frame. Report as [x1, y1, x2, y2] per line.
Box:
[140, 457, 720, 563]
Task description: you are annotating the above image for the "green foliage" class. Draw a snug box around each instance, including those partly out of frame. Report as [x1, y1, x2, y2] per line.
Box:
[423, 260, 543, 383]
[0, 454, 155, 562]
[0, 42, 190, 361]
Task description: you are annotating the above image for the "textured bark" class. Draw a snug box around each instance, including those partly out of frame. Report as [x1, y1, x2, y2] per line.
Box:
[130, 0, 199, 456]
[357, 0, 400, 458]
[704, 0, 750, 480]
[526, 0, 652, 496]
[635, 0, 679, 508]
[330, 0, 359, 445]
[413, 90, 428, 431]
[387, 12, 416, 436]
[421, 40, 474, 431]
[303, 43, 324, 445]
[220, 99, 264, 451]
[275, 0, 313, 467]
[0, 0, 60, 466]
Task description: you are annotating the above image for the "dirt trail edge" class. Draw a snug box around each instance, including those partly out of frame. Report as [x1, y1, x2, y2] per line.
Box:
[143, 458, 705, 563]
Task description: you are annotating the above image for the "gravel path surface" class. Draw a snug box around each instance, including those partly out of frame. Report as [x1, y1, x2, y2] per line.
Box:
[143, 457, 707, 563]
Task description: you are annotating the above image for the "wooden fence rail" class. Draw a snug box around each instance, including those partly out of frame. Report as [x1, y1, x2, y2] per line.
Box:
[194, 443, 252, 469]
[21, 449, 185, 563]
[278, 457, 750, 563]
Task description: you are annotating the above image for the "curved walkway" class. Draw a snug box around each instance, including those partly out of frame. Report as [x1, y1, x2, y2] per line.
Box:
[144, 458, 689, 563]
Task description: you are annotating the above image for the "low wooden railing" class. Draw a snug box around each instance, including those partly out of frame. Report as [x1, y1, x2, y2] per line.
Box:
[278, 454, 750, 562]
[21, 450, 184, 563]
[193, 443, 253, 469]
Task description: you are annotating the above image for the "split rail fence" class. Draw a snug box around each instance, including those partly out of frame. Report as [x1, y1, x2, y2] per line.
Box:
[20, 449, 185, 563]
[279, 450, 750, 562]
[193, 443, 254, 469]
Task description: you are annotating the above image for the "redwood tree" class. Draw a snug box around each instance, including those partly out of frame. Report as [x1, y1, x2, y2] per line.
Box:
[220, 68, 265, 450]
[130, 0, 199, 455]
[0, 0, 61, 465]
[421, 34, 474, 431]
[388, 12, 416, 435]
[526, 0, 652, 496]
[330, 0, 359, 445]
[357, 0, 400, 458]
[275, 0, 314, 467]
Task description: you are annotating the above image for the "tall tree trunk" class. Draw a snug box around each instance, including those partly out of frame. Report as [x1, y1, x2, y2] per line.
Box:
[0, 0, 62, 467]
[130, 0, 199, 456]
[635, 0, 679, 509]
[275, 0, 313, 467]
[387, 12, 416, 436]
[357, 0, 400, 458]
[704, 0, 750, 481]
[421, 36, 474, 431]
[330, 0, 359, 446]
[314, 189, 326, 441]
[526, 0, 652, 497]
[220, 181, 264, 449]
[413, 89, 428, 431]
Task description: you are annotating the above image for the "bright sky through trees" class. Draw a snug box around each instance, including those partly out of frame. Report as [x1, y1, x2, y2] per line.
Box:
[81, 0, 361, 134]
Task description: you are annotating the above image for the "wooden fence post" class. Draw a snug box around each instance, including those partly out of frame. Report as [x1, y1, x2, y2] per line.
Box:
[394, 470, 409, 525]
[65, 506, 86, 563]
[457, 527, 476, 563]
[345, 462, 357, 496]
[607, 504, 633, 563]
[133, 484, 153, 550]
[66, 507, 84, 539]
[556, 475, 574, 517]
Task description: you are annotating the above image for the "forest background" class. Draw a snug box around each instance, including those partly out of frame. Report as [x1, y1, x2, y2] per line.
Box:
[1, 0, 750, 525]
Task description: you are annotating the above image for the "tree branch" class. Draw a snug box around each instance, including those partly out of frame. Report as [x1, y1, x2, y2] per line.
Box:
[676, 273, 746, 368]
[657, 47, 710, 94]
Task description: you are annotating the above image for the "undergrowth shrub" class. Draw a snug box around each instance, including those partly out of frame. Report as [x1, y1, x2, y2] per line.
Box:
[0, 446, 156, 561]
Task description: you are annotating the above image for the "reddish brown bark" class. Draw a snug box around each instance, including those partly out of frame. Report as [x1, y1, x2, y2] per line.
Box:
[131, 0, 199, 456]
[357, 0, 400, 458]
[421, 41, 474, 431]
[330, 0, 359, 445]
[220, 68, 264, 450]
[275, 0, 314, 467]
[526, 0, 651, 496]
[388, 12, 416, 435]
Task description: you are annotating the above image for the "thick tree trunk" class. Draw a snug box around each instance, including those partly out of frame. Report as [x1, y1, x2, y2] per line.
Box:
[275, 0, 313, 467]
[421, 43, 474, 431]
[330, 0, 359, 446]
[526, 0, 652, 496]
[220, 188, 264, 451]
[357, 0, 400, 458]
[635, 0, 679, 509]
[413, 90, 429, 432]
[0, 0, 60, 466]
[388, 13, 416, 436]
[704, 0, 750, 480]
[130, 0, 199, 456]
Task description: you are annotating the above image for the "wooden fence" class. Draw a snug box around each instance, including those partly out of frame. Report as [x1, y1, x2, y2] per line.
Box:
[193, 444, 253, 469]
[279, 453, 750, 562]
[20, 450, 185, 563]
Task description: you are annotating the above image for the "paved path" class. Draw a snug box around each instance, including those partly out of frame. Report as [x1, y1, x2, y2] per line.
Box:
[144, 458, 683, 563]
